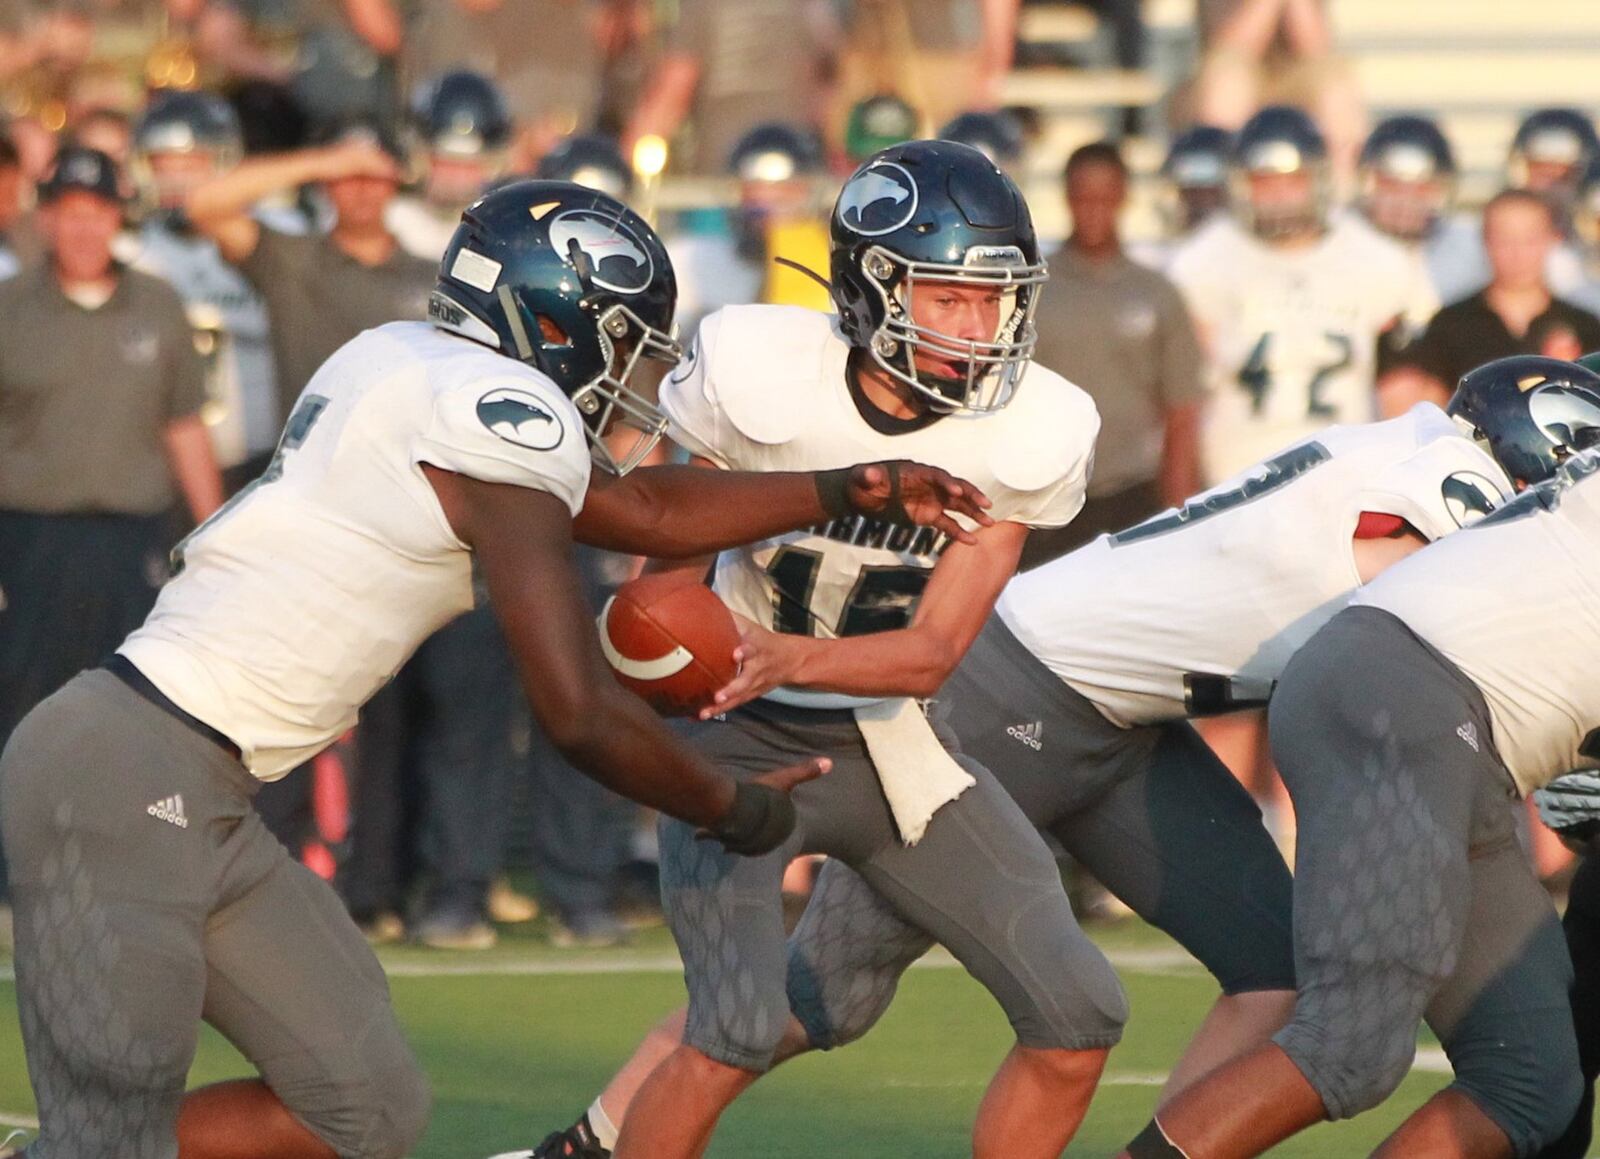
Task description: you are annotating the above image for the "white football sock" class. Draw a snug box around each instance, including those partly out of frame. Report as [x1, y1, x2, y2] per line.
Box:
[588, 1097, 620, 1151]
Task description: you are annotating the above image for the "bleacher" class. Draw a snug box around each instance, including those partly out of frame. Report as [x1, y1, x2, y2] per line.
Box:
[1010, 0, 1600, 236]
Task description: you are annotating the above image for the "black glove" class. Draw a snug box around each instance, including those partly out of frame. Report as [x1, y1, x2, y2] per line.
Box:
[702, 780, 797, 856]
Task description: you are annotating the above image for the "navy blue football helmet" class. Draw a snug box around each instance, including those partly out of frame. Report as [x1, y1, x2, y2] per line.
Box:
[937, 110, 1025, 167]
[1229, 105, 1329, 240]
[1448, 355, 1600, 486]
[727, 122, 824, 183]
[411, 69, 512, 158]
[132, 90, 242, 211]
[431, 180, 680, 474]
[1160, 124, 1231, 233]
[1509, 108, 1598, 192]
[536, 134, 632, 200]
[1358, 115, 1455, 241]
[829, 139, 1046, 412]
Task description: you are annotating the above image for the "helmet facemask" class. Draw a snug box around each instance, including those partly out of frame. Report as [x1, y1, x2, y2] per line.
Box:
[1360, 146, 1452, 242]
[1232, 143, 1329, 242]
[569, 302, 681, 475]
[860, 244, 1045, 413]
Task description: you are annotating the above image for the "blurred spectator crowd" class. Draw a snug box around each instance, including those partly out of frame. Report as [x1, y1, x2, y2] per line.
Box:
[2, 0, 1599, 949]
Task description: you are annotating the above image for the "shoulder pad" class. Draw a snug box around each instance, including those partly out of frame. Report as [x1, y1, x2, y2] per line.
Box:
[987, 366, 1100, 493]
[706, 304, 842, 446]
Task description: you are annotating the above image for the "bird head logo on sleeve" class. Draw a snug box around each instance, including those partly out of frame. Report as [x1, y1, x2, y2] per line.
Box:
[477, 386, 566, 451]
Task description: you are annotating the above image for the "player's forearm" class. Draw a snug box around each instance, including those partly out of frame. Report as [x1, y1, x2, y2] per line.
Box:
[545, 681, 736, 828]
[576, 466, 832, 558]
[786, 628, 960, 701]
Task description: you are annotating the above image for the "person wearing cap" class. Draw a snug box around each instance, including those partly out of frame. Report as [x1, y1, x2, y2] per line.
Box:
[623, 0, 832, 175]
[1022, 141, 1204, 571]
[185, 120, 436, 429]
[0, 143, 222, 773]
[842, 92, 919, 166]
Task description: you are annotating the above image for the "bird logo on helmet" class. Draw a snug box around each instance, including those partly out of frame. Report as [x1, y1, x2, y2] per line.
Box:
[430, 179, 681, 475]
[1229, 106, 1330, 242]
[1447, 354, 1600, 486]
[1358, 115, 1456, 242]
[829, 139, 1047, 413]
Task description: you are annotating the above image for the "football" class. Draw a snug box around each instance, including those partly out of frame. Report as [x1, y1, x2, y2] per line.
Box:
[598, 573, 742, 715]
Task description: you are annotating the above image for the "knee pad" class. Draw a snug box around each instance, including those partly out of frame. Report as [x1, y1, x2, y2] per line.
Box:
[1275, 1011, 1415, 1119]
[684, 983, 792, 1073]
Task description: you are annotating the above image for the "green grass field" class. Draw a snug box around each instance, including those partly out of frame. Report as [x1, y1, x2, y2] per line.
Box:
[0, 916, 1521, 1157]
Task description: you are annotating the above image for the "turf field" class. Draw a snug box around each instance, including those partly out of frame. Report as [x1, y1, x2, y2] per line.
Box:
[0, 915, 1521, 1157]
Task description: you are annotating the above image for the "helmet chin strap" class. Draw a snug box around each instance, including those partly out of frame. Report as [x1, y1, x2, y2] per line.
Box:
[772, 256, 832, 292]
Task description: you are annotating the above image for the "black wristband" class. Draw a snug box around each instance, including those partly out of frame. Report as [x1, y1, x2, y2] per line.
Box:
[707, 780, 797, 857]
[816, 467, 852, 519]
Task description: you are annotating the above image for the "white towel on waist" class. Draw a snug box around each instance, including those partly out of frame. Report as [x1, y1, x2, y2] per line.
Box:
[853, 697, 976, 845]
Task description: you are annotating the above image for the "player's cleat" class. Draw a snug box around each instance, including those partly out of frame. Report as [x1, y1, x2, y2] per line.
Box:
[0, 1127, 31, 1156]
[525, 1114, 612, 1158]
[547, 908, 628, 950]
[354, 909, 406, 946]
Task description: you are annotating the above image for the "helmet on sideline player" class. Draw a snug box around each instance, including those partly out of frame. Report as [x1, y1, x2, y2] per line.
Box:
[536, 133, 633, 200]
[131, 89, 242, 212]
[1508, 107, 1598, 195]
[937, 110, 1025, 167]
[1358, 115, 1456, 242]
[1159, 124, 1231, 234]
[1447, 354, 1600, 486]
[1229, 105, 1330, 242]
[431, 179, 681, 475]
[829, 138, 1047, 413]
[409, 69, 512, 206]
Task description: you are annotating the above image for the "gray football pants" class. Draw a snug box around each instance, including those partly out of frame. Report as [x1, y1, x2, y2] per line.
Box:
[0, 670, 430, 1159]
[783, 616, 1295, 1051]
[1268, 606, 1579, 1157]
[660, 699, 1129, 1072]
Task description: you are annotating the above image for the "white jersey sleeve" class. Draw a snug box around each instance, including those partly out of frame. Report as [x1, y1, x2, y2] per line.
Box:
[1355, 405, 1510, 540]
[416, 372, 592, 516]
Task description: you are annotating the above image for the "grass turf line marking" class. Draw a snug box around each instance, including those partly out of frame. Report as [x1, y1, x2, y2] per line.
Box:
[0, 1112, 37, 1129]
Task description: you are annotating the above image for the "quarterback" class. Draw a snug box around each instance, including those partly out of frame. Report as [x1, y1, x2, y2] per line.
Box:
[1122, 366, 1600, 1159]
[529, 356, 1600, 1159]
[0, 180, 987, 1159]
[557, 139, 1115, 1159]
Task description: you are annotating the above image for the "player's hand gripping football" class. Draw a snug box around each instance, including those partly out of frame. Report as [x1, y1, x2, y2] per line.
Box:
[703, 755, 830, 855]
[699, 615, 802, 720]
[846, 462, 994, 546]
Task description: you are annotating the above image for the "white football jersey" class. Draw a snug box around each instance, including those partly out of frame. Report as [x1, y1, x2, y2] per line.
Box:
[124, 222, 281, 464]
[120, 321, 591, 779]
[1168, 214, 1439, 482]
[998, 404, 1511, 727]
[661, 304, 1099, 709]
[1354, 450, 1600, 796]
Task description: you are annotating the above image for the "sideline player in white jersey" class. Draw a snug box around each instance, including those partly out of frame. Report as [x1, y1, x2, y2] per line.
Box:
[1168, 105, 1438, 483]
[526, 355, 1597, 1159]
[1120, 368, 1600, 1159]
[0, 179, 991, 1159]
[534, 139, 1115, 1159]
[122, 90, 282, 480]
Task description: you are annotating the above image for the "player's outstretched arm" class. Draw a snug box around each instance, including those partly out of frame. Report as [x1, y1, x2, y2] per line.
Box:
[574, 460, 994, 558]
[426, 465, 827, 853]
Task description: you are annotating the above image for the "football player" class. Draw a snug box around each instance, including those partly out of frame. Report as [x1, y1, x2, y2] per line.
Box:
[1354, 114, 1484, 306]
[123, 89, 280, 485]
[1119, 368, 1600, 1159]
[0, 179, 987, 1159]
[526, 358, 1597, 1159]
[542, 138, 1112, 1159]
[389, 68, 514, 261]
[1168, 105, 1439, 482]
[1128, 124, 1231, 270]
